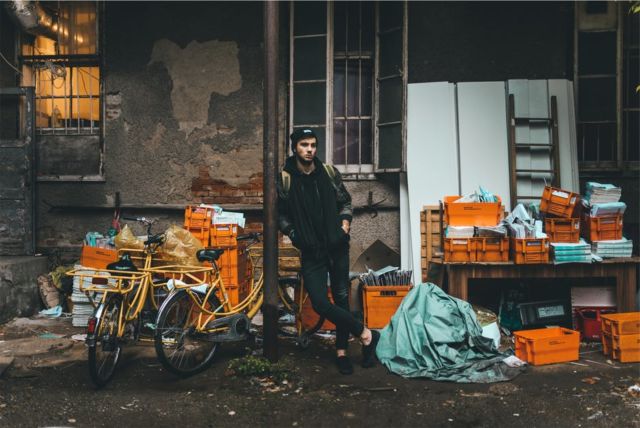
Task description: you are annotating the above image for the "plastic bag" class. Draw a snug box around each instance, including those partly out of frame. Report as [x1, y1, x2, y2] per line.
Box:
[114, 224, 144, 250]
[160, 224, 203, 266]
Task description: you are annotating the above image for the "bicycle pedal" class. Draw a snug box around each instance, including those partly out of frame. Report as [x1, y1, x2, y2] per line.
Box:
[205, 313, 251, 342]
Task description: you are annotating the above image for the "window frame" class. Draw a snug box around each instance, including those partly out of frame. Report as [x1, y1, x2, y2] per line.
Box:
[288, 1, 408, 179]
[18, 0, 105, 182]
[574, 1, 639, 171]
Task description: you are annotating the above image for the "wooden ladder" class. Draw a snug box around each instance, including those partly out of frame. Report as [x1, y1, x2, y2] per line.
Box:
[507, 94, 560, 208]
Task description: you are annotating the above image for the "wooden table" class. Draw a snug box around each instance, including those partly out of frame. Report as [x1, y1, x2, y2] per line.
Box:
[435, 257, 639, 312]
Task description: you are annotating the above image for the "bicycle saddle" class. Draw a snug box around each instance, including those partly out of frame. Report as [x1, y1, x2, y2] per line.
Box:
[196, 248, 225, 263]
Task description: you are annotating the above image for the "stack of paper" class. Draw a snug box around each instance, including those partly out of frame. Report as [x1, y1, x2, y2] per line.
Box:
[71, 266, 106, 327]
[551, 240, 592, 264]
[357, 266, 413, 286]
[476, 225, 508, 237]
[591, 238, 633, 258]
[445, 226, 475, 238]
[212, 211, 246, 228]
[583, 182, 622, 204]
[583, 201, 626, 217]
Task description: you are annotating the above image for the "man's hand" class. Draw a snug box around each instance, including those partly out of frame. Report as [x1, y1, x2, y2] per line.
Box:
[341, 219, 350, 234]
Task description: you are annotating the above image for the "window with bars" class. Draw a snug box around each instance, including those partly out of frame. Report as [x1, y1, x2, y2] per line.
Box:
[20, 1, 101, 136]
[289, 1, 407, 176]
[332, 1, 374, 170]
[575, 1, 639, 167]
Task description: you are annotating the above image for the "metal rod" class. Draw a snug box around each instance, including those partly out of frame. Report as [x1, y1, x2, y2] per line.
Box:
[262, 0, 279, 362]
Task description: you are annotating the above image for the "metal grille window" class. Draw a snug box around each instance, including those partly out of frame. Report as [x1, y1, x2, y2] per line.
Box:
[623, 9, 639, 162]
[575, 2, 639, 167]
[290, 1, 407, 176]
[332, 1, 374, 171]
[31, 63, 100, 135]
[20, 1, 101, 136]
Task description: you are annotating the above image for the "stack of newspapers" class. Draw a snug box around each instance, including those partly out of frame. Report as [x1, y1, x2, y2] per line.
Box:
[583, 182, 622, 205]
[591, 238, 633, 258]
[550, 240, 591, 264]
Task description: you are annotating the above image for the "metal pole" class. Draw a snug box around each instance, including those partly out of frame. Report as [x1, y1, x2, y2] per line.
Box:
[262, 0, 279, 362]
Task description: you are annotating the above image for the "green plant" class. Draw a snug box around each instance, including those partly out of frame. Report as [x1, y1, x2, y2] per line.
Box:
[227, 355, 289, 380]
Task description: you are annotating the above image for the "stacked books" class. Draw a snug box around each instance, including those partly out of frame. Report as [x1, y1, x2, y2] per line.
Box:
[592, 238, 634, 258]
[551, 239, 591, 264]
[71, 266, 107, 327]
[583, 182, 622, 204]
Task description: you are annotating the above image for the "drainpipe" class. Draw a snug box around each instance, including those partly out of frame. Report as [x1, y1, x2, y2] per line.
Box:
[262, 1, 279, 362]
[5, 0, 58, 40]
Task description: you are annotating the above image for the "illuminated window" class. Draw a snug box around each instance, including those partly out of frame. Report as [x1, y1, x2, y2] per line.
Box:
[20, 1, 101, 135]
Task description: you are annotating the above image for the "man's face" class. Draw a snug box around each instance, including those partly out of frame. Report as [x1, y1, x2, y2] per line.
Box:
[295, 137, 317, 163]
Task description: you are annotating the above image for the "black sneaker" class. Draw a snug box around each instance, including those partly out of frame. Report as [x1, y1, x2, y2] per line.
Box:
[336, 356, 354, 375]
[361, 330, 380, 368]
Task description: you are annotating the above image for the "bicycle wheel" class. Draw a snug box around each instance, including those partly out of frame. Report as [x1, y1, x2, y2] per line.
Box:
[154, 290, 221, 377]
[277, 277, 325, 349]
[88, 294, 123, 388]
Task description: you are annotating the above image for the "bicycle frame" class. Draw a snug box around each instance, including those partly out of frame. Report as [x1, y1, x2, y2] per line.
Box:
[148, 242, 266, 334]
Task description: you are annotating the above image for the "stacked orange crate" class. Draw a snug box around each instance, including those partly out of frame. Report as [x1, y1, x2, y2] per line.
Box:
[510, 237, 550, 264]
[601, 312, 640, 363]
[540, 186, 582, 245]
[581, 213, 623, 242]
[184, 205, 215, 247]
[210, 223, 247, 306]
[443, 196, 505, 263]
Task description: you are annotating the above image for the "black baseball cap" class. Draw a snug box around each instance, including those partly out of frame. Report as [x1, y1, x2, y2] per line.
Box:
[290, 127, 317, 152]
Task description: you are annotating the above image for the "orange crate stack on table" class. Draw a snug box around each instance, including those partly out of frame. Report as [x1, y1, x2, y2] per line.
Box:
[442, 194, 508, 263]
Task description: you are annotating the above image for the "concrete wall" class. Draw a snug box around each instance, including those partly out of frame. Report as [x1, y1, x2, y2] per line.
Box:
[37, 2, 271, 253]
[0, 256, 48, 323]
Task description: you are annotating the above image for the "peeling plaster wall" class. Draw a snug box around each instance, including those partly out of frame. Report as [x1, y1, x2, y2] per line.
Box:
[36, 2, 271, 252]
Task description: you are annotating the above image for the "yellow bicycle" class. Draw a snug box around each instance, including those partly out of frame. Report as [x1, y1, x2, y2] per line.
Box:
[67, 216, 172, 387]
[152, 233, 326, 377]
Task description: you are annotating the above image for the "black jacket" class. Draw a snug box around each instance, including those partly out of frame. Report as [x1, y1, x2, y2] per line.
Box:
[277, 156, 353, 252]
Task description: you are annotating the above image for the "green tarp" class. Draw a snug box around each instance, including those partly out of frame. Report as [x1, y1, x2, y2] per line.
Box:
[376, 283, 525, 383]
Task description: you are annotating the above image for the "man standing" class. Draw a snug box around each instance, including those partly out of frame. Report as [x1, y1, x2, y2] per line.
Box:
[277, 127, 379, 375]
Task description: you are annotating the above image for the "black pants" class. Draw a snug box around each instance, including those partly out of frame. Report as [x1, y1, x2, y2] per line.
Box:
[301, 243, 364, 350]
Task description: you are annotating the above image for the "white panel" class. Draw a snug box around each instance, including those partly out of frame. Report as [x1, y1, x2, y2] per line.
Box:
[406, 82, 459, 283]
[457, 82, 511, 211]
[548, 79, 580, 192]
[399, 172, 412, 272]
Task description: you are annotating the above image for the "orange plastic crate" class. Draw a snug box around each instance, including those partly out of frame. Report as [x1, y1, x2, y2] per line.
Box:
[612, 347, 640, 363]
[186, 226, 210, 247]
[80, 245, 119, 269]
[444, 238, 477, 262]
[581, 213, 623, 242]
[603, 331, 640, 363]
[216, 247, 248, 287]
[601, 312, 640, 335]
[363, 285, 412, 329]
[296, 287, 337, 331]
[475, 237, 509, 262]
[443, 196, 503, 227]
[539, 186, 580, 218]
[184, 205, 214, 229]
[514, 327, 580, 365]
[510, 237, 549, 264]
[601, 332, 613, 357]
[210, 223, 243, 247]
[544, 218, 580, 243]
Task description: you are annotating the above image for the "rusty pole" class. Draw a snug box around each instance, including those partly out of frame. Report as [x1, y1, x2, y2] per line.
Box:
[262, 0, 279, 362]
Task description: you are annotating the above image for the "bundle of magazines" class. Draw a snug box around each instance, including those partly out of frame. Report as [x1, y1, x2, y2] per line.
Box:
[357, 266, 412, 287]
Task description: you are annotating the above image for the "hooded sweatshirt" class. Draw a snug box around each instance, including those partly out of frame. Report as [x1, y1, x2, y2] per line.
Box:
[277, 156, 353, 253]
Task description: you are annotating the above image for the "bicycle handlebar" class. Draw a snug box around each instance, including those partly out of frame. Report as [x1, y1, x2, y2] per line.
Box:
[122, 216, 154, 225]
[237, 232, 262, 242]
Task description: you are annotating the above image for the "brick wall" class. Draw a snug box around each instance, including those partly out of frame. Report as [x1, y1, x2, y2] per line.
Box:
[191, 167, 264, 205]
